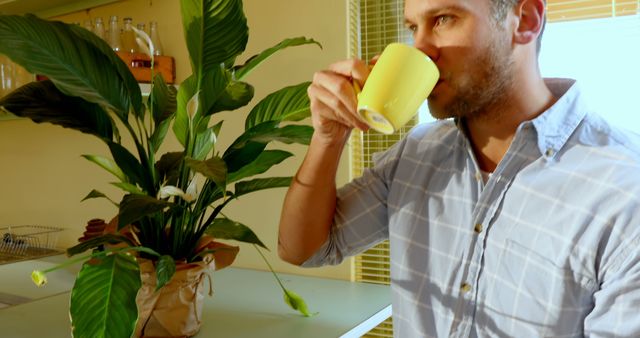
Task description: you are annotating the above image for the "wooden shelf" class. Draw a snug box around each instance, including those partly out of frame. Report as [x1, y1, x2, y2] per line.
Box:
[0, 0, 122, 18]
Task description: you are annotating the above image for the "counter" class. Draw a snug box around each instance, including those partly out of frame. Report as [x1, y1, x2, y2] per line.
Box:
[0, 256, 391, 337]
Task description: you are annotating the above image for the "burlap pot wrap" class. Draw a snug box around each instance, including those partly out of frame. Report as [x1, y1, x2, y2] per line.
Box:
[134, 258, 213, 338]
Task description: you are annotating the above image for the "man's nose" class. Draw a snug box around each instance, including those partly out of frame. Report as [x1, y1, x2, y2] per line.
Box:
[413, 34, 439, 62]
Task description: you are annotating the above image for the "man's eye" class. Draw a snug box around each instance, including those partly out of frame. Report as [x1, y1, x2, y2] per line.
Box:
[406, 24, 418, 33]
[435, 15, 452, 27]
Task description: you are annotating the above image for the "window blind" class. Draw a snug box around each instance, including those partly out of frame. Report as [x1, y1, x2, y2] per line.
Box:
[348, 1, 638, 337]
[348, 1, 410, 337]
[547, 0, 638, 22]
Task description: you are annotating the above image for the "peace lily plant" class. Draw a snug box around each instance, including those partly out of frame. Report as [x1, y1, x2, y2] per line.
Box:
[0, 0, 319, 336]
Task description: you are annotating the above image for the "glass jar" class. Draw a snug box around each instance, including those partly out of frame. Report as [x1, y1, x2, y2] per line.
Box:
[107, 15, 122, 52]
[121, 17, 138, 54]
[149, 21, 164, 56]
[136, 23, 146, 34]
[0, 55, 15, 97]
[83, 19, 93, 33]
[94, 17, 106, 41]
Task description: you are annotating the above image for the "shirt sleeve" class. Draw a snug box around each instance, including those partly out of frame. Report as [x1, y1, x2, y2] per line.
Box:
[583, 234, 640, 337]
[302, 136, 409, 267]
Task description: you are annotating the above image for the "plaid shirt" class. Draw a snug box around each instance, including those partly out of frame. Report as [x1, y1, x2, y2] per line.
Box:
[303, 79, 640, 337]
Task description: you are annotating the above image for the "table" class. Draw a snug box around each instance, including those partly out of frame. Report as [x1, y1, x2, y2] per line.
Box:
[0, 256, 392, 337]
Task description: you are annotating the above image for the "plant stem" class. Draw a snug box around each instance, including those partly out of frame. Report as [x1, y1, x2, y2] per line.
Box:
[39, 252, 94, 274]
[41, 245, 161, 275]
[253, 244, 287, 292]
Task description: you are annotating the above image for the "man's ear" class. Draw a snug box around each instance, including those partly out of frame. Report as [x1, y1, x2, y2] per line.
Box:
[512, 0, 545, 46]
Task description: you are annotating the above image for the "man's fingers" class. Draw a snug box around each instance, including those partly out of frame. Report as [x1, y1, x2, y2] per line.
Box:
[312, 70, 358, 115]
[309, 83, 355, 126]
[327, 58, 371, 89]
[369, 54, 380, 66]
[308, 83, 369, 131]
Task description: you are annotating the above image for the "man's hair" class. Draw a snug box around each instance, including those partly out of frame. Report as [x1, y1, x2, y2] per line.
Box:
[491, 0, 546, 53]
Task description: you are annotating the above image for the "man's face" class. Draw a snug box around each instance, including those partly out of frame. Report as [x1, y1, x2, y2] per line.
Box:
[404, 0, 516, 120]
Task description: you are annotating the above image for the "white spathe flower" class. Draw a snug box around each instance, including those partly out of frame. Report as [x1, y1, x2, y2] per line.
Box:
[131, 25, 154, 58]
[158, 180, 198, 203]
[184, 177, 198, 203]
[158, 185, 186, 199]
[187, 91, 200, 119]
[211, 129, 217, 144]
[135, 37, 152, 57]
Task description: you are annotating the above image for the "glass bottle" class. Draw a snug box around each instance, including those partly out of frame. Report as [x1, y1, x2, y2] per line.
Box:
[121, 17, 138, 54]
[107, 15, 122, 52]
[13, 63, 33, 88]
[94, 17, 106, 41]
[149, 21, 163, 56]
[0, 55, 9, 97]
[136, 23, 146, 34]
[83, 19, 93, 33]
[0, 55, 15, 97]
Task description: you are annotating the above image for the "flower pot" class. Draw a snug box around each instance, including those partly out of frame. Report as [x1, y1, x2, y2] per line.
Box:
[134, 258, 214, 338]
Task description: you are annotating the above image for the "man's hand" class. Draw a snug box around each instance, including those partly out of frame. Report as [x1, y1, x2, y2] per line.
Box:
[307, 58, 372, 146]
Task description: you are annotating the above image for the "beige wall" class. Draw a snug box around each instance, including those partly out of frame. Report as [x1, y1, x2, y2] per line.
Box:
[0, 0, 352, 280]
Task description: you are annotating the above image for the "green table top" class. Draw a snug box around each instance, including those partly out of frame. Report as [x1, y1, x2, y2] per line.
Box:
[0, 256, 391, 338]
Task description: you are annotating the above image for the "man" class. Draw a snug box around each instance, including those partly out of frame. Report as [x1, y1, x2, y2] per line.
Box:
[278, 0, 640, 336]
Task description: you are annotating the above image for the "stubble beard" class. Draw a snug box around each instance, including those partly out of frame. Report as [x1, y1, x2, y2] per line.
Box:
[427, 32, 515, 123]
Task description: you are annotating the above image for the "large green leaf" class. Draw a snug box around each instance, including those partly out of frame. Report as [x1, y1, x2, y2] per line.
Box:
[67, 234, 136, 256]
[205, 217, 267, 249]
[149, 74, 177, 127]
[207, 80, 254, 115]
[80, 189, 110, 203]
[222, 123, 273, 173]
[235, 37, 322, 80]
[234, 177, 293, 198]
[155, 151, 184, 186]
[118, 194, 172, 229]
[193, 127, 216, 160]
[181, 0, 248, 77]
[173, 75, 197, 146]
[150, 118, 172, 155]
[69, 253, 141, 338]
[185, 156, 227, 188]
[0, 14, 133, 117]
[149, 74, 177, 153]
[82, 154, 126, 182]
[67, 24, 142, 118]
[156, 255, 176, 291]
[227, 150, 293, 183]
[0, 81, 114, 140]
[223, 123, 312, 173]
[245, 82, 311, 130]
[197, 66, 230, 120]
[107, 141, 148, 191]
[249, 125, 314, 145]
[80, 189, 118, 207]
[174, 68, 228, 148]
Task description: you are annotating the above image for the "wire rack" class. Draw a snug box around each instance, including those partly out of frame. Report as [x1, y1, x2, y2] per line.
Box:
[0, 225, 63, 264]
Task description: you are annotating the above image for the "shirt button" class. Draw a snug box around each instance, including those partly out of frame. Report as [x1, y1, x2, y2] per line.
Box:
[545, 148, 554, 157]
[461, 283, 472, 293]
[474, 172, 482, 181]
[474, 223, 483, 233]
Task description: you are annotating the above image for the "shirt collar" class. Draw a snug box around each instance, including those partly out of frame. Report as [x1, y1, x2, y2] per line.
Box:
[528, 78, 588, 159]
[454, 78, 589, 159]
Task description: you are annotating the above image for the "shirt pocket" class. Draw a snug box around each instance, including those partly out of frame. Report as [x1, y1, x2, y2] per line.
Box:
[490, 239, 597, 335]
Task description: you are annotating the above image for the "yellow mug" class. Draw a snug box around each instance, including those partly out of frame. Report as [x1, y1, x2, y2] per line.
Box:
[357, 43, 439, 134]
